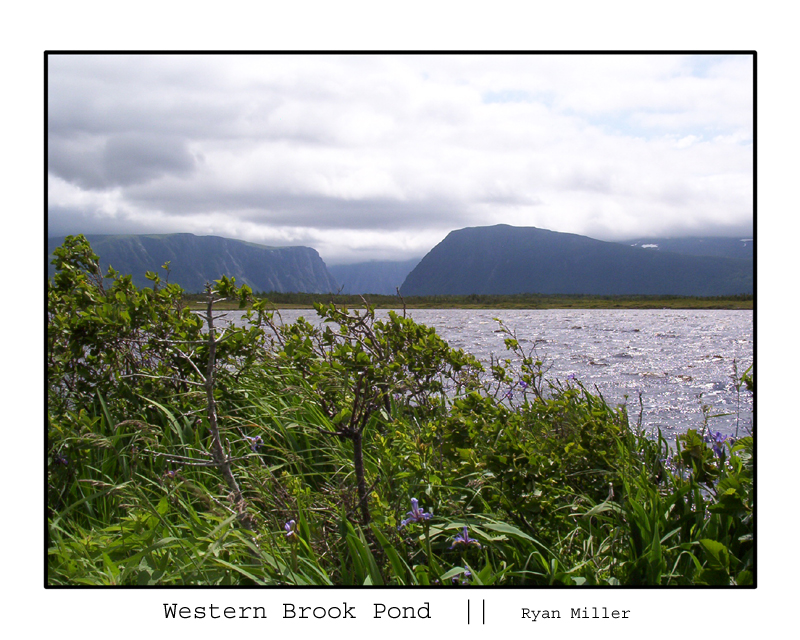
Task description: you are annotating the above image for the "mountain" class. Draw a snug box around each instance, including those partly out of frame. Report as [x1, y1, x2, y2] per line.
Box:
[399, 225, 753, 297]
[47, 233, 340, 294]
[619, 236, 754, 262]
[327, 258, 421, 295]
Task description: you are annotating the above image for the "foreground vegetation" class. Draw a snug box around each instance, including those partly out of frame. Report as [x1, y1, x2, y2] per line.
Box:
[183, 291, 753, 310]
[48, 235, 754, 586]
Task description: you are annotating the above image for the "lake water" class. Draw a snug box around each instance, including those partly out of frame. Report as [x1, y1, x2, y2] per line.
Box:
[220, 308, 754, 441]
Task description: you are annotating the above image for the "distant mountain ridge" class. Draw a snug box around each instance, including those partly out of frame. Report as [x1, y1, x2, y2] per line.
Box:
[399, 225, 753, 297]
[47, 233, 339, 294]
[328, 258, 421, 295]
[619, 236, 753, 262]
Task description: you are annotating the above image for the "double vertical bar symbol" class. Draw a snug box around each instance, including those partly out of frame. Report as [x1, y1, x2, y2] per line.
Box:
[467, 599, 485, 624]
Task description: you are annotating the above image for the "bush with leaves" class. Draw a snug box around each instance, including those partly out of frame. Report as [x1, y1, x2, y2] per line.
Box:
[47, 236, 754, 586]
[48, 235, 204, 416]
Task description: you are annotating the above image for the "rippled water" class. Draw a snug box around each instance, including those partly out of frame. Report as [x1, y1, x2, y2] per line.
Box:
[221, 308, 753, 441]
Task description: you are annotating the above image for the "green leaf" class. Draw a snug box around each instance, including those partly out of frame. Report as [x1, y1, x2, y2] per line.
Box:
[480, 521, 536, 542]
[371, 525, 412, 585]
[699, 539, 730, 573]
[735, 570, 753, 585]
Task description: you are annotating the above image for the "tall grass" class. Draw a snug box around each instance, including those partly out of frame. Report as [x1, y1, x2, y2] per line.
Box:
[49, 367, 753, 585]
[47, 235, 754, 586]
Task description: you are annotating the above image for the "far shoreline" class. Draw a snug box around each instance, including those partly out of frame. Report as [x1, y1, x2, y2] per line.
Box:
[183, 293, 753, 311]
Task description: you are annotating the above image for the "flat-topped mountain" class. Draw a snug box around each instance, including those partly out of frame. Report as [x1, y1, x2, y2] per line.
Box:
[47, 233, 339, 294]
[399, 225, 753, 297]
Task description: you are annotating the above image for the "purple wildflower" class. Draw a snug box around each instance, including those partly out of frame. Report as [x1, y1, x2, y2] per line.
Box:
[284, 519, 298, 540]
[706, 431, 730, 457]
[246, 435, 263, 451]
[399, 498, 432, 528]
[518, 380, 529, 390]
[452, 570, 472, 585]
[450, 526, 481, 550]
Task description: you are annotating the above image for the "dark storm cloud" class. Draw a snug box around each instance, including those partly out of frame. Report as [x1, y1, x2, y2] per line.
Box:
[48, 55, 241, 139]
[123, 184, 476, 231]
[238, 195, 477, 231]
[49, 133, 197, 189]
[48, 134, 107, 190]
[47, 204, 153, 238]
[104, 134, 196, 186]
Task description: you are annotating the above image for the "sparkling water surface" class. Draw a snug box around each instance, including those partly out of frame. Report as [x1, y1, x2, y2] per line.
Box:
[221, 308, 753, 441]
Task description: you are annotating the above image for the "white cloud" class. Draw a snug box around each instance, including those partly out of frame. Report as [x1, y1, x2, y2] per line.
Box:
[47, 53, 754, 264]
[675, 135, 702, 148]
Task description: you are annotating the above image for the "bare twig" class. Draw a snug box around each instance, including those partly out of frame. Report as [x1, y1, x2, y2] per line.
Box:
[119, 373, 205, 387]
[396, 287, 408, 318]
[202, 284, 255, 531]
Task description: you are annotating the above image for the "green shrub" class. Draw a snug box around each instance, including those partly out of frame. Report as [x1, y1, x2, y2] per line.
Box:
[47, 236, 754, 586]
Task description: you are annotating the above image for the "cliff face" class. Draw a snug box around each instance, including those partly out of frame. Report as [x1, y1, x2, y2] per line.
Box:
[399, 225, 753, 297]
[328, 258, 421, 295]
[48, 233, 340, 293]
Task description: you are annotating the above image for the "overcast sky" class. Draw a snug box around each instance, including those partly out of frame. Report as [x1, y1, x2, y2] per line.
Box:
[47, 53, 753, 265]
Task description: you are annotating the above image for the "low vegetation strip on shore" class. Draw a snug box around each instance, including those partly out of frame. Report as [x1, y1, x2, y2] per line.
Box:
[182, 292, 754, 311]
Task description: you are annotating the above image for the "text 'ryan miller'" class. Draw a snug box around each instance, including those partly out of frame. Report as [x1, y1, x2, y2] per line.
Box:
[523, 606, 631, 621]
